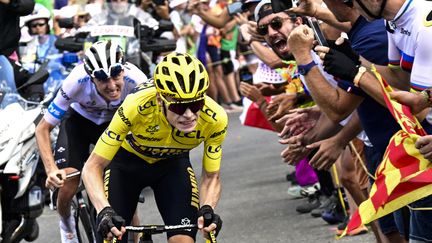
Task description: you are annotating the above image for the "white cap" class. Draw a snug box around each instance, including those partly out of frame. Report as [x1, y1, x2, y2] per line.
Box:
[169, 0, 188, 8]
[254, 0, 272, 22]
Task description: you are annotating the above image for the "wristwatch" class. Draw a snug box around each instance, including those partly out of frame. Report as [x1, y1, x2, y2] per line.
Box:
[353, 66, 367, 87]
[298, 61, 317, 76]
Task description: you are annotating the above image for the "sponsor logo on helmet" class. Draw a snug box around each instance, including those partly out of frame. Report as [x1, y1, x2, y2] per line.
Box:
[172, 130, 205, 145]
[205, 145, 222, 160]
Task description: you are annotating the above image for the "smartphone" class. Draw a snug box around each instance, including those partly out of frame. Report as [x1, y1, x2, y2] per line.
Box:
[227, 2, 243, 16]
[239, 66, 253, 84]
[306, 17, 328, 46]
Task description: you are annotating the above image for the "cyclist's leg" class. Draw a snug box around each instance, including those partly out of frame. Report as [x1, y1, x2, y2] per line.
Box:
[103, 148, 147, 242]
[152, 156, 198, 243]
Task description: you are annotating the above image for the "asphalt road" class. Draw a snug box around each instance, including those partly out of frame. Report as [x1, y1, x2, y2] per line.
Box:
[33, 112, 374, 243]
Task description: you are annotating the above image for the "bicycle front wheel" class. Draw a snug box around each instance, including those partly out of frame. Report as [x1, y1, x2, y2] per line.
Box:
[72, 200, 96, 243]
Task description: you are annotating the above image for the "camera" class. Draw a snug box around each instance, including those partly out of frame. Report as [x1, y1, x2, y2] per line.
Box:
[57, 17, 75, 29]
[239, 66, 253, 85]
[134, 19, 177, 52]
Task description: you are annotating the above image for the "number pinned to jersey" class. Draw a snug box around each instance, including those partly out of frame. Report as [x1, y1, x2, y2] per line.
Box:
[424, 10, 432, 27]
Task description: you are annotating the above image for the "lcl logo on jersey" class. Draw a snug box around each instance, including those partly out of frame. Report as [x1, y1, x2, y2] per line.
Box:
[101, 129, 123, 146]
[138, 99, 157, 115]
[201, 107, 217, 121]
[172, 130, 205, 145]
[105, 129, 122, 142]
[205, 145, 222, 160]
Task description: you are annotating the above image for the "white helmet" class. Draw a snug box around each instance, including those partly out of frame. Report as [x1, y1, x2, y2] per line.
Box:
[83, 40, 125, 80]
[22, 3, 51, 26]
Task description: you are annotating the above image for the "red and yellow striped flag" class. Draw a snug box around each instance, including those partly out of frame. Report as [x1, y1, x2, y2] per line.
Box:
[340, 67, 432, 237]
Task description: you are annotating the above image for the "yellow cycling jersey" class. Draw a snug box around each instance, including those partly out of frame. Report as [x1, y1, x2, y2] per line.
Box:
[93, 82, 228, 172]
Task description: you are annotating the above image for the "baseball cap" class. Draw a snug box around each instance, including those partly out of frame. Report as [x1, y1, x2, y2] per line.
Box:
[169, 0, 188, 8]
[241, 0, 261, 11]
[254, 0, 272, 22]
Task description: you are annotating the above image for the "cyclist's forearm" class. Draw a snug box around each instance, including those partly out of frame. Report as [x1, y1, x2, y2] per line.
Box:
[82, 153, 111, 213]
[199, 170, 221, 209]
[35, 119, 57, 173]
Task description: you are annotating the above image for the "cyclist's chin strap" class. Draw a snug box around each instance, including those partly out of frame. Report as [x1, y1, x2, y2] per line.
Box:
[355, 0, 387, 19]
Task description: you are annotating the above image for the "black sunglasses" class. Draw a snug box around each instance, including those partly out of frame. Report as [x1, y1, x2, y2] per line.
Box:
[161, 96, 205, 115]
[30, 22, 46, 28]
[257, 16, 290, 35]
[92, 64, 123, 82]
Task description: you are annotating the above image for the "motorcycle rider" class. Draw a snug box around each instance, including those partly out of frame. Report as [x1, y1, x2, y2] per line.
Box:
[35, 40, 148, 243]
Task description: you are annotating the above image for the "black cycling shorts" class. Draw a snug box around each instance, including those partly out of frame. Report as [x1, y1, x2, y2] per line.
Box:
[54, 109, 109, 171]
[103, 147, 200, 242]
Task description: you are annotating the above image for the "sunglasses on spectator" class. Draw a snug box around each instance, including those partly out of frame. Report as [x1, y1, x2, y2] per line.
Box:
[30, 22, 46, 28]
[92, 63, 124, 82]
[160, 95, 205, 115]
[257, 16, 290, 35]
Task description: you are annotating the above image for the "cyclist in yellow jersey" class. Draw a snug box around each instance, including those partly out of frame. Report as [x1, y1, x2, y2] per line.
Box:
[82, 52, 228, 243]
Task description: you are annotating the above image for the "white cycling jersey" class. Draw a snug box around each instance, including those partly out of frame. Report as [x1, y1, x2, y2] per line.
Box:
[387, 0, 432, 90]
[44, 62, 147, 126]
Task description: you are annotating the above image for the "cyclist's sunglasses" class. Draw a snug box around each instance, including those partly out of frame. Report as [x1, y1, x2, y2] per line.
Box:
[257, 16, 290, 35]
[92, 63, 123, 81]
[160, 95, 205, 115]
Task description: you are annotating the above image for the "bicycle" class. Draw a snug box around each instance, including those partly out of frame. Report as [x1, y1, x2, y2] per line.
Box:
[111, 224, 218, 243]
[51, 171, 97, 243]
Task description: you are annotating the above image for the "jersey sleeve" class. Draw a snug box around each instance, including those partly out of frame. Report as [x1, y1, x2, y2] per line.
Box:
[92, 95, 135, 160]
[43, 65, 86, 126]
[387, 33, 401, 68]
[410, 25, 432, 90]
[202, 109, 228, 173]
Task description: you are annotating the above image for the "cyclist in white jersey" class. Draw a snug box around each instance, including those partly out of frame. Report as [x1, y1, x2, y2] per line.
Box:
[35, 40, 147, 243]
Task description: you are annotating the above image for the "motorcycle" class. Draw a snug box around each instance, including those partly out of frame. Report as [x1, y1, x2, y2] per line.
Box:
[0, 61, 55, 243]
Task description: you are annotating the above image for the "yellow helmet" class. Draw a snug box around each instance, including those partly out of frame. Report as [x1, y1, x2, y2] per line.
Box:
[154, 52, 209, 100]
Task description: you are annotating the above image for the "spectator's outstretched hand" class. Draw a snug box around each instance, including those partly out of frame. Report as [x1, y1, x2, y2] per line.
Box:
[276, 106, 320, 138]
[240, 82, 265, 103]
[267, 93, 297, 121]
[279, 134, 311, 165]
[390, 90, 429, 115]
[307, 136, 345, 170]
[287, 0, 319, 17]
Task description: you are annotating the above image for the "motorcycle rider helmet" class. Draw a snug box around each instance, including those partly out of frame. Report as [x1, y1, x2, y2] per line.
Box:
[154, 52, 209, 100]
[83, 40, 125, 81]
[22, 3, 51, 35]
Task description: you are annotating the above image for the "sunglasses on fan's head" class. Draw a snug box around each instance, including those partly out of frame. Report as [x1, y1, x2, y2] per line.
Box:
[30, 22, 46, 28]
[257, 16, 292, 35]
[92, 63, 123, 82]
[160, 95, 205, 115]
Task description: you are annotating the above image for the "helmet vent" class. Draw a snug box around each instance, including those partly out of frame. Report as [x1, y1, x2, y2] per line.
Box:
[162, 66, 170, 75]
[185, 55, 192, 64]
[189, 71, 196, 93]
[198, 63, 204, 73]
[166, 81, 177, 92]
[198, 78, 205, 93]
[175, 71, 185, 91]
[90, 47, 103, 70]
[156, 79, 164, 90]
[172, 57, 180, 66]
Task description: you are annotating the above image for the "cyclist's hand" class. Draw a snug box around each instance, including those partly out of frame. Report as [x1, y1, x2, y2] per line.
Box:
[45, 169, 67, 190]
[198, 205, 223, 238]
[96, 206, 126, 241]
